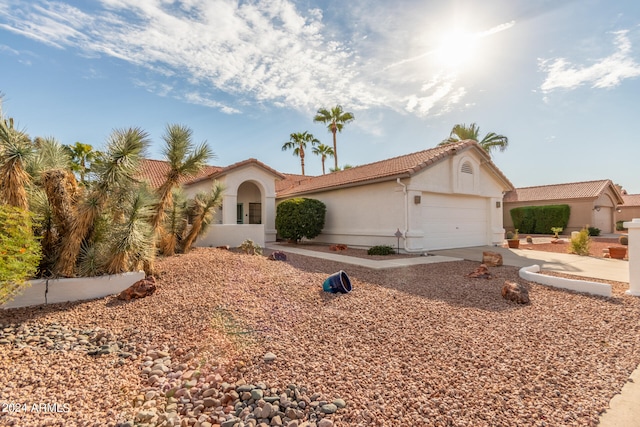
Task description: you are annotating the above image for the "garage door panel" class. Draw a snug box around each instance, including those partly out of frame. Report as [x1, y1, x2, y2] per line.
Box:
[422, 194, 488, 250]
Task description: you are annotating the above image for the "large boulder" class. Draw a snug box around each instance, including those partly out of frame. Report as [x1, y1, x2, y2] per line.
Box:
[501, 280, 530, 304]
[117, 276, 157, 301]
[482, 251, 503, 267]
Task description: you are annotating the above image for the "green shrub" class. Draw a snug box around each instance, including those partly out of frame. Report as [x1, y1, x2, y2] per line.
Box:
[510, 205, 570, 234]
[619, 235, 629, 246]
[0, 205, 42, 304]
[551, 227, 563, 238]
[239, 239, 262, 255]
[569, 228, 591, 256]
[275, 198, 326, 242]
[616, 220, 627, 231]
[587, 227, 600, 236]
[367, 245, 395, 255]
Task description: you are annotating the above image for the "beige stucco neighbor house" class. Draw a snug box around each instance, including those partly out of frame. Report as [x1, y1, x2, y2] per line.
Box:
[276, 140, 514, 252]
[503, 180, 624, 234]
[139, 140, 514, 251]
[616, 194, 640, 227]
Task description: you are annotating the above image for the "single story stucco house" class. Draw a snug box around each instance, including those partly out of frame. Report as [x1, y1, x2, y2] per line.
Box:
[503, 180, 624, 234]
[616, 194, 640, 228]
[140, 140, 515, 252]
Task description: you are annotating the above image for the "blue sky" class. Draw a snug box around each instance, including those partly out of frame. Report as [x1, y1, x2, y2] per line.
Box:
[1, 0, 639, 192]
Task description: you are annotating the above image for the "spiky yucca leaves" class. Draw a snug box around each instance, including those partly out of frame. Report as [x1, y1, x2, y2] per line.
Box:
[55, 127, 149, 277]
[159, 188, 188, 256]
[28, 137, 72, 183]
[181, 181, 224, 253]
[151, 124, 213, 232]
[0, 117, 34, 210]
[103, 187, 155, 275]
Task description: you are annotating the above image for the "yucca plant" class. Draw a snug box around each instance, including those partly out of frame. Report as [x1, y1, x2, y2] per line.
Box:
[181, 182, 224, 253]
[103, 187, 155, 275]
[151, 124, 213, 233]
[159, 188, 188, 256]
[0, 116, 34, 210]
[55, 127, 149, 276]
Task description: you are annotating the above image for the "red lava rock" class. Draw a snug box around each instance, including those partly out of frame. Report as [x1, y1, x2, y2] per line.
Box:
[501, 280, 530, 304]
[329, 244, 348, 251]
[268, 251, 287, 261]
[117, 276, 157, 300]
[467, 264, 492, 279]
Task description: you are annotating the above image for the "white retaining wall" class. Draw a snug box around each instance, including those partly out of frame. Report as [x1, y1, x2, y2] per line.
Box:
[519, 265, 611, 297]
[1, 271, 145, 309]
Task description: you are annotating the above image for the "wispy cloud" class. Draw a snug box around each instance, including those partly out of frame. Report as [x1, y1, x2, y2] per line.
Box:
[539, 30, 640, 92]
[0, 0, 508, 118]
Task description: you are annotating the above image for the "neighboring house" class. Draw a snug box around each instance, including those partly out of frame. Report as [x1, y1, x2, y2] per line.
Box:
[503, 180, 624, 234]
[276, 140, 514, 251]
[139, 140, 514, 251]
[139, 158, 285, 247]
[616, 194, 640, 227]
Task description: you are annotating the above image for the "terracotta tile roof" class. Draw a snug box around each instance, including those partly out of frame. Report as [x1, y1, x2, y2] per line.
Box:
[621, 194, 640, 207]
[276, 173, 315, 193]
[276, 140, 513, 197]
[504, 179, 623, 203]
[137, 159, 221, 189]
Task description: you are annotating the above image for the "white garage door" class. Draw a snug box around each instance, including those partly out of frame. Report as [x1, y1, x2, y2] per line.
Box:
[422, 194, 488, 250]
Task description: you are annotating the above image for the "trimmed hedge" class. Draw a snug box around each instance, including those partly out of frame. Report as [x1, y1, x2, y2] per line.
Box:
[276, 198, 326, 242]
[510, 204, 570, 234]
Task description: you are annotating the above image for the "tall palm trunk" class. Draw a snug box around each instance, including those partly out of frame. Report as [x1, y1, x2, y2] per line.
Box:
[331, 124, 338, 170]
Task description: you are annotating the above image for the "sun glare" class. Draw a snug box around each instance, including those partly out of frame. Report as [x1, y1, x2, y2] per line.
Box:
[434, 30, 479, 68]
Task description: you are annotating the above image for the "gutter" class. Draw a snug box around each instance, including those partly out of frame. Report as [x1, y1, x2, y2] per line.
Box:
[396, 178, 426, 254]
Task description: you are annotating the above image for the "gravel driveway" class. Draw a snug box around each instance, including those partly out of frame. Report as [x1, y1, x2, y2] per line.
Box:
[2, 248, 640, 426]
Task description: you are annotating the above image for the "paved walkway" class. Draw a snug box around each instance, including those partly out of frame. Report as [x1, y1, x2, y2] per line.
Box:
[268, 242, 638, 426]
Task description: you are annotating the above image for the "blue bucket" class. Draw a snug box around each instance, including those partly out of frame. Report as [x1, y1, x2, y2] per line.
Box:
[322, 270, 352, 293]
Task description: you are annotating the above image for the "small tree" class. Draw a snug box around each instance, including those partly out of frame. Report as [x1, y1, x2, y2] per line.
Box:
[276, 198, 326, 242]
[0, 205, 42, 304]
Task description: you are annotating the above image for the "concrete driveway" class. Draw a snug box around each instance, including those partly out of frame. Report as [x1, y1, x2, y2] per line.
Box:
[428, 245, 629, 283]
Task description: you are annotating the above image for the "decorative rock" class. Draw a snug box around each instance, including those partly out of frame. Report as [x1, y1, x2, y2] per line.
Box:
[251, 388, 264, 400]
[320, 403, 338, 414]
[318, 420, 334, 427]
[332, 398, 346, 409]
[263, 352, 277, 362]
[482, 251, 503, 267]
[268, 251, 287, 261]
[502, 280, 530, 304]
[117, 276, 157, 300]
[467, 264, 492, 279]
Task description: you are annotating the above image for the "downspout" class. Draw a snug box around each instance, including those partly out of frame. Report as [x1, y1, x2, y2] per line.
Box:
[397, 178, 425, 254]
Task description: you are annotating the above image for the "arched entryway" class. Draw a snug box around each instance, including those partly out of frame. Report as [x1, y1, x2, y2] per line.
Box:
[236, 181, 263, 224]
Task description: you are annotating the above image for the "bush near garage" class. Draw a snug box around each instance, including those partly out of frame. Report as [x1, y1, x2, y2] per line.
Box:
[510, 205, 570, 234]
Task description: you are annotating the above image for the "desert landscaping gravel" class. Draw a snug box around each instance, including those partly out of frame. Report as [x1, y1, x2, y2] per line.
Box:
[1, 247, 640, 426]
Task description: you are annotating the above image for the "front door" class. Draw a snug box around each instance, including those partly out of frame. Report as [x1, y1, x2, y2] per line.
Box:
[249, 203, 262, 224]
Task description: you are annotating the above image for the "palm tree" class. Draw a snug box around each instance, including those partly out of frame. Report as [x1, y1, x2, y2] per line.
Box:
[439, 123, 509, 155]
[181, 182, 224, 253]
[313, 105, 354, 170]
[312, 144, 334, 175]
[64, 141, 98, 185]
[55, 127, 149, 277]
[282, 131, 319, 175]
[152, 124, 213, 236]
